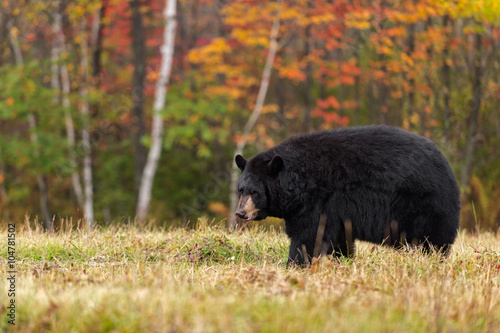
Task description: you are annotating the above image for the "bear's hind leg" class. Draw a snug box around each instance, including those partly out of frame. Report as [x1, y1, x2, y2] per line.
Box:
[426, 216, 458, 256]
[401, 214, 456, 256]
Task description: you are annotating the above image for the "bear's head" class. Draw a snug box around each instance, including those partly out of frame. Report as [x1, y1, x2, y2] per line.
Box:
[234, 154, 284, 221]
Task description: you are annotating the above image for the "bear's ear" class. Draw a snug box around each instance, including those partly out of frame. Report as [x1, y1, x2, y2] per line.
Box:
[235, 155, 247, 171]
[268, 155, 284, 176]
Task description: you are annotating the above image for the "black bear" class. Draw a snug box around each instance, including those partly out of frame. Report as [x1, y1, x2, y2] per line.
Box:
[235, 125, 460, 266]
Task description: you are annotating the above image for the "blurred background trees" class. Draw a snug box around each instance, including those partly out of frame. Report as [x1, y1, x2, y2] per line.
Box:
[0, 0, 499, 231]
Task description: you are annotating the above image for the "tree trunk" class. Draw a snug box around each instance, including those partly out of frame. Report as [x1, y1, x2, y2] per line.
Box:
[407, 21, 416, 131]
[367, 78, 376, 123]
[492, 28, 500, 146]
[275, 75, 286, 127]
[442, 15, 451, 143]
[136, 0, 177, 221]
[353, 29, 361, 126]
[376, 1, 388, 125]
[91, 0, 106, 78]
[80, 20, 94, 227]
[460, 32, 483, 190]
[130, 0, 148, 193]
[422, 18, 434, 136]
[53, 1, 85, 209]
[302, 0, 313, 133]
[228, 13, 281, 230]
[9, 19, 52, 228]
[90, 0, 105, 124]
[28, 115, 52, 229]
[378, 59, 388, 124]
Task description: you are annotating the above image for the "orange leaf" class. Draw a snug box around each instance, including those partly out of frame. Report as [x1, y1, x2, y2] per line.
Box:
[326, 96, 341, 110]
[340, 76, 355, 85]
[342, 101, 358, 109]
[279, 67, 306, 81]
[391, 90, 403, 99]
[386, 26, 406, 37]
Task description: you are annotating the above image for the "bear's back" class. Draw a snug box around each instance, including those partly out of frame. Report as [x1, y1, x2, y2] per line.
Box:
[264, 125, 457, 196]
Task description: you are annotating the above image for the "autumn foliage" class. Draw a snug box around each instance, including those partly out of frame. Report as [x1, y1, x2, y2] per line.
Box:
[0, 0, 499, 230]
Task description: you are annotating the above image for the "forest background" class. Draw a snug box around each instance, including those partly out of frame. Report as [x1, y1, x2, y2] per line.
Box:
[0, 0, 499, 231]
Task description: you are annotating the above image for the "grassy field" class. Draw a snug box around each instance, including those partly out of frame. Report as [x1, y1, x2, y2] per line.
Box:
[1, 219, 500, 333]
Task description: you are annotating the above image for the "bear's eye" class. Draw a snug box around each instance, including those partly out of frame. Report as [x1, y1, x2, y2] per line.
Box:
[239, 189, 243, 195]
[250, 190, 258, 197]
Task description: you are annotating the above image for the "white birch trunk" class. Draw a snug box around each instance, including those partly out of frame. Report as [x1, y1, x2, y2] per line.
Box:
[53, 4, 85, 208]
[135, 0, 177, 221]
[80, 20, 94, 227]
[51, 28, 60, 97]
[90, 4, 102, 53]
[9, 19, 52, 228]
[228, 15, 281, 230]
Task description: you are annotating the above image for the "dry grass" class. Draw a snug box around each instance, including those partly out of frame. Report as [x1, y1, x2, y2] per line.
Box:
[2, 219, 500, 332]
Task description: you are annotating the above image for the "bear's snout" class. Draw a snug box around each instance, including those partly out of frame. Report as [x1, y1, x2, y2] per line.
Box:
[235, 209, 247, 219]
[235, 196, 259, 221]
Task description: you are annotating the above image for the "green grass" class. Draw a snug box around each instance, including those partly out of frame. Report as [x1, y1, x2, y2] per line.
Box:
[2, 219, 500, 332]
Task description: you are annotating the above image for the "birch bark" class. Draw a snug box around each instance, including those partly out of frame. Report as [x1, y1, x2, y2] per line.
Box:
[135, 0, 177, 221]
[80, 20, 94, 227]
[53, 3, 85, 208]
[228, 14, 281, 230]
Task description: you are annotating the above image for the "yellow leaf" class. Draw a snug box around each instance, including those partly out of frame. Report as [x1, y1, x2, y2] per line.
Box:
[6, 97, 14, 106]
[187, 49, 202, 64]
[10, 26, 19, 37]
[311, 13, 335, 24]
[25, 80, 35, 94]
[262, 104, 279, 114]
[19, 157, 29, 166]
[280, 7, 300, 20]
[410, 113, 420, 125]
[403, 118, 410, 130]
[208, 202, 228, 216]
[190, 114, 200, 123]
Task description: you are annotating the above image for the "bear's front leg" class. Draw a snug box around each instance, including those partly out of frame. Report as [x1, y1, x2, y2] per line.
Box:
[286, 239, 303, 267]
[287, 238, 317, 268]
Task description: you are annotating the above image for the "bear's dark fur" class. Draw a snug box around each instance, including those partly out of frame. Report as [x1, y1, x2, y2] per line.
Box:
[235, 125, 460, 266]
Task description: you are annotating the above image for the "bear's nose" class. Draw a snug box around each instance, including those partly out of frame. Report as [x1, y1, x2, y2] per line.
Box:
[235, 210, 246, 219]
